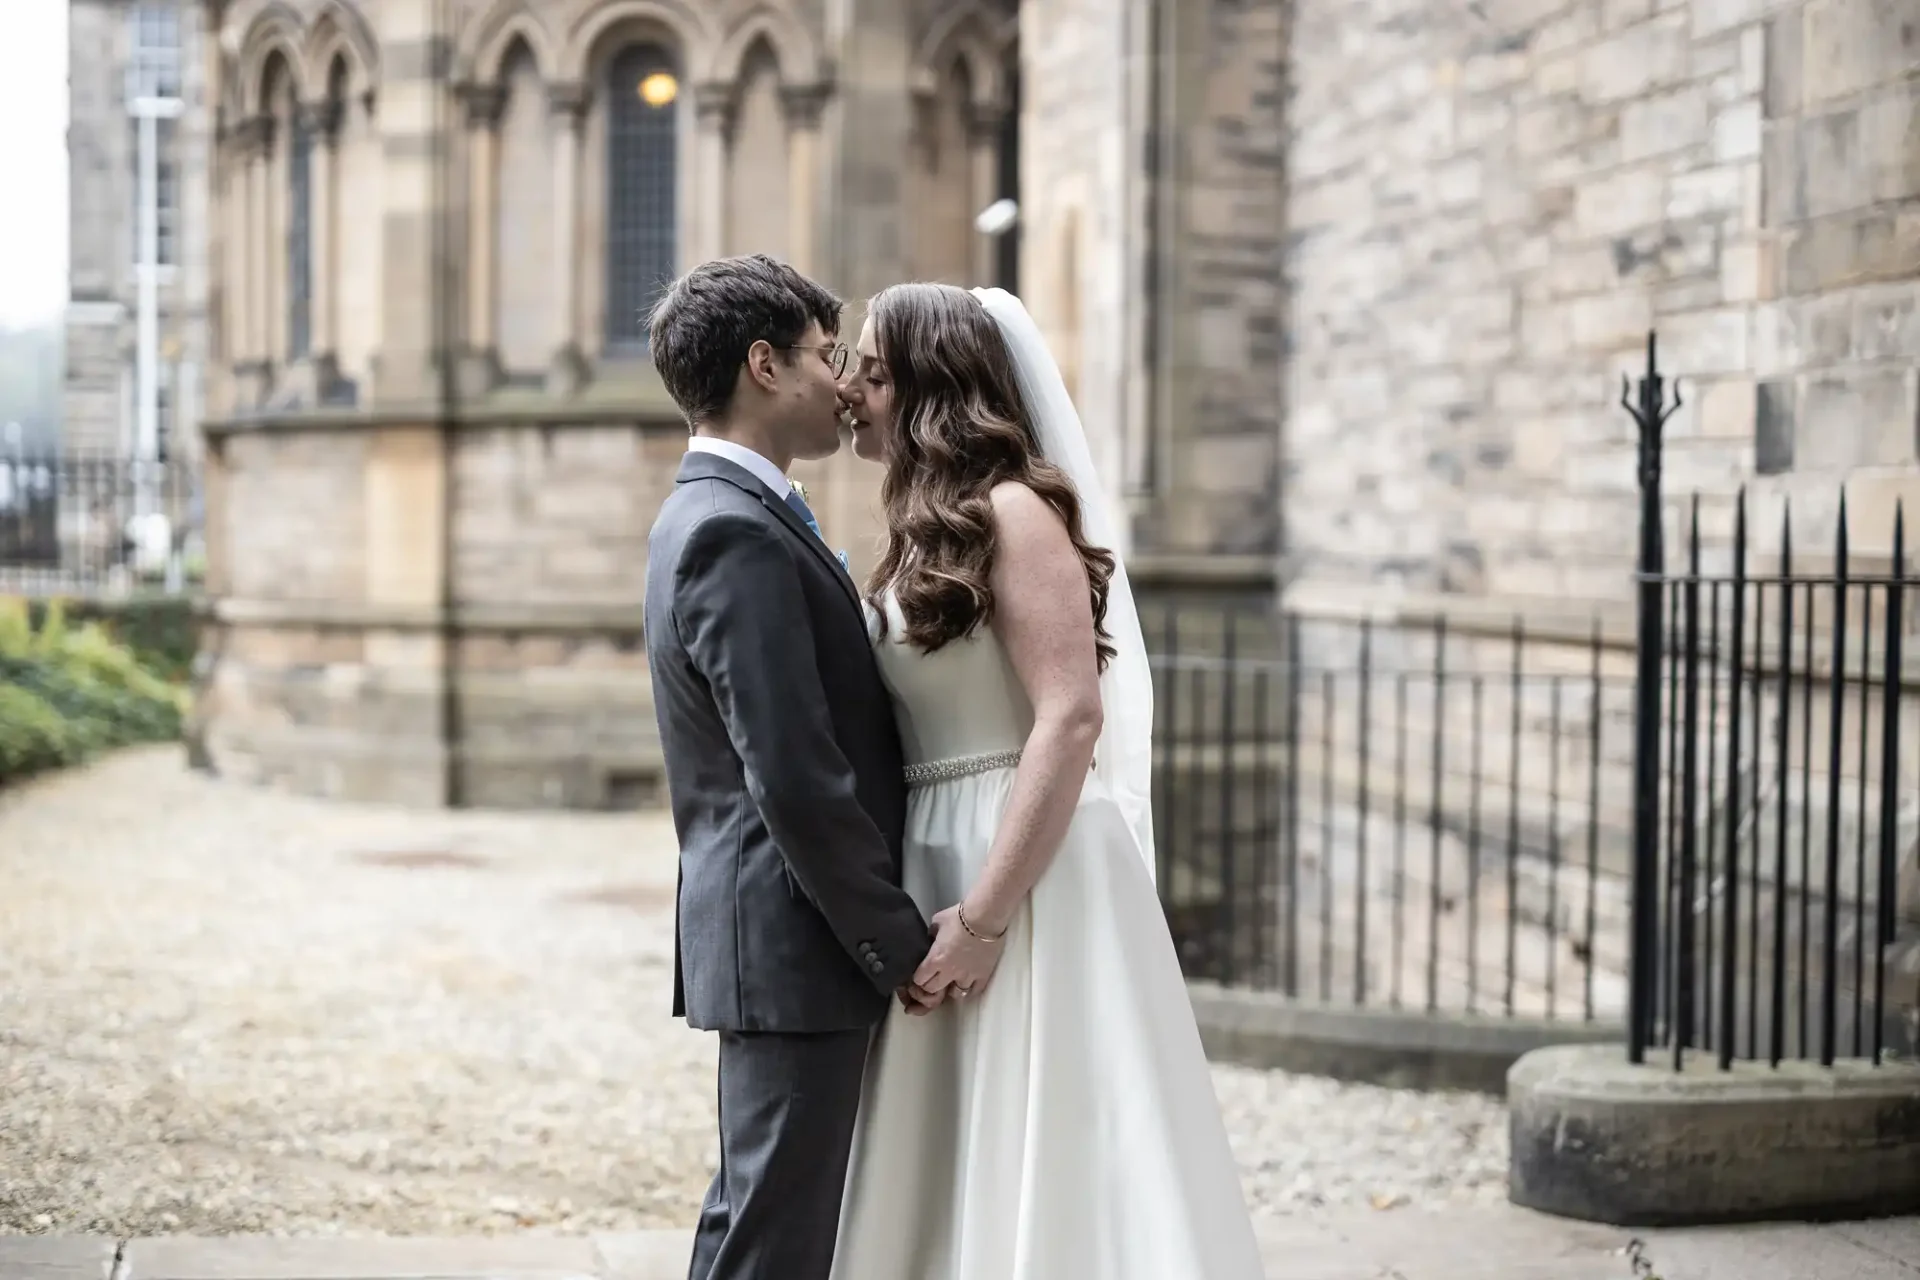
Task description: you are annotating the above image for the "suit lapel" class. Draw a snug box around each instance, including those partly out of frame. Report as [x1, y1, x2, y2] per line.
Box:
[677, 452, 864, 616]
[763, 482, 865, 613]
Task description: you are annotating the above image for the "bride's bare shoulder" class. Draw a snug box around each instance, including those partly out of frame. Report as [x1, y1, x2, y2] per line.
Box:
[986, 480, 1067, 535]
[986, 481, 1075, 570]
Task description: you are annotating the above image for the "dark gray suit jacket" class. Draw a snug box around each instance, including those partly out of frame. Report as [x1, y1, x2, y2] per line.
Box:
[645, 449, 931, 1033]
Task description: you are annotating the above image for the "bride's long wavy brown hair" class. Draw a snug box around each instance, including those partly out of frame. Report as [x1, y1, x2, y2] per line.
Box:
[863, 282, 1115, 668]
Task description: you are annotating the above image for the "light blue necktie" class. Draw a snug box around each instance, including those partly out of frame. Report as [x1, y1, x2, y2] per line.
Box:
[785, 488, 852, 575]
[784, 488, 824, 542]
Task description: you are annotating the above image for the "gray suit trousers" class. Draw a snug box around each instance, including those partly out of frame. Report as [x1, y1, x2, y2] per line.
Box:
[686, 1028, 872, 1280]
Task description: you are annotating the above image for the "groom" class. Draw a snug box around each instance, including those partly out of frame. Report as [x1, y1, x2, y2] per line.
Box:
[643, 255, 938, 1280]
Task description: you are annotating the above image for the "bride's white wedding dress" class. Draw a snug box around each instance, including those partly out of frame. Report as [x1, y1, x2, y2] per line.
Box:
[830, 592, 1266, 1280]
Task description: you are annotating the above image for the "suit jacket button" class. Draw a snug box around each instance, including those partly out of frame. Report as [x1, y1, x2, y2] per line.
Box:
[868, 958, 885, 974]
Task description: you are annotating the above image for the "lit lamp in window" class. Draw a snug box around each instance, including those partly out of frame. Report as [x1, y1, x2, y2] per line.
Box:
[638, 71, 679, 108]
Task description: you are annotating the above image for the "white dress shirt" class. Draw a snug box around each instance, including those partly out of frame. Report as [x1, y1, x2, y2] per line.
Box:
[687, 435, 790, 498]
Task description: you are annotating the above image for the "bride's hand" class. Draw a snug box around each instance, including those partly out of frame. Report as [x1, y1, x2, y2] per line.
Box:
[911, 904, 1005, 1005]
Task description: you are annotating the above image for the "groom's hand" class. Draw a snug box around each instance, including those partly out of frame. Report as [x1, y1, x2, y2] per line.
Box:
[897, 980, 946, 1015]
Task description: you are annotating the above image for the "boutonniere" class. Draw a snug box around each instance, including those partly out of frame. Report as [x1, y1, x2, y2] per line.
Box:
[791, 479, 811, 504]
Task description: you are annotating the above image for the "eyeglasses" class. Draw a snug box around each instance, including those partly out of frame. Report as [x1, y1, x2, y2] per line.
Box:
[780, 342, 849, 378]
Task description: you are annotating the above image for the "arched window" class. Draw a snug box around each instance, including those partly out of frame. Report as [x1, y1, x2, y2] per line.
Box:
[995, 61, 1020, 292]
[603, 43, 679, 353]
[260, 53, 304, 365]
[287, 100, 313, 359]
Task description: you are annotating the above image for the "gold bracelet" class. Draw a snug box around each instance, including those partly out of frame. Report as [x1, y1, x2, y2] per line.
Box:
[958, 903, 1007, 943]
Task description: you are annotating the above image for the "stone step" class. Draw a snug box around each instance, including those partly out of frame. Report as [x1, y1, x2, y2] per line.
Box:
[1, 1210, 1913, 1279]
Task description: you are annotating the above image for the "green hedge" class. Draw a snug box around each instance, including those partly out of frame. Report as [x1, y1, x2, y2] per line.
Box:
[27, 594, 199, 684]
[0, 598, 188, 784]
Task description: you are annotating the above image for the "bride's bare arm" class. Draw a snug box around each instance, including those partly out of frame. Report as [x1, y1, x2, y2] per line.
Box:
[960, 482, 1105, 935]
[907, 481, 1104, 1000]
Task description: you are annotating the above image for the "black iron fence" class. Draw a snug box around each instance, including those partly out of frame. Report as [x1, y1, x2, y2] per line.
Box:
[1150, 336, 1920, 1068]
[0, 449, 201, 596]
[1625, 338, 1918, 1069]
[1149, 607, 1634, 1026]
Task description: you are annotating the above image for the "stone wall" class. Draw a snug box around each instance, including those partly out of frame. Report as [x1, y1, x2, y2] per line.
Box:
[449, 425, 678, 609]
[1018, 0, 1135, 527]
[1283, 0, 1918, 606]
[197, 412, 888, 808]
[1128, 0, 1287, 570]
[1752, 0, 1920, 558]
[220, 431, 368, 601]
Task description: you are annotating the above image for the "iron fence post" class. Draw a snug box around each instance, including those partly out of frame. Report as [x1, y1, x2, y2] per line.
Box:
[1625, 331, 1682, 1064]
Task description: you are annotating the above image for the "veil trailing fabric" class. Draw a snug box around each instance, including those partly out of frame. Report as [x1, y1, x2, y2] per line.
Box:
[971, 287, 1157, 885]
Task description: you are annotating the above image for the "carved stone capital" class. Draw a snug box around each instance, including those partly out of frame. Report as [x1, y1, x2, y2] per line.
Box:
[547, 81, 590, 127]
[967, 100, 1010, 144]
[230, 114, 275, 159]
[457, 83, 508, 129]
[779, 82, 832, 129]
[546, 342, 590, 398]
[297, 98, 343, 143]
[693, 81, 735, 130]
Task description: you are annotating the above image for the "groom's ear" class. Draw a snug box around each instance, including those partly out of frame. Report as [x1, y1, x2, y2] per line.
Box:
[742, 338, 782, 394]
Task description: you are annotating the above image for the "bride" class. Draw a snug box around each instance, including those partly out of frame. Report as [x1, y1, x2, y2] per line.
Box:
[829, 283, 1265, 1279]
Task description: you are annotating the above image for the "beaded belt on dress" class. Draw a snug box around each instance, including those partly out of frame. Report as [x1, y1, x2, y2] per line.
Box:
[903, 747, 1023, 789]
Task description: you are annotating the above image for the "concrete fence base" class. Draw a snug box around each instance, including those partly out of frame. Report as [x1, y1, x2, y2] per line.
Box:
[1508, 1043, 1920, 1226]
[1187, 982, 1622, 1095]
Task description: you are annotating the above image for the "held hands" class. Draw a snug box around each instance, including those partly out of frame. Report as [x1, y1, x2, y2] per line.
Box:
[898, 903, 1006, 1015]
[896, 978, 946, 1015]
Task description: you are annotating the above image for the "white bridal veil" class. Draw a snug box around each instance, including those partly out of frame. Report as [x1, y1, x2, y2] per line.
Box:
[971, 287, 1157, 884]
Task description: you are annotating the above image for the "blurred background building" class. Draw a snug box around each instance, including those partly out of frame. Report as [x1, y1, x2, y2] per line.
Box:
[65, 0, 211, 468]
[126, 0, 1915, 810]
[7, 0, 211, 595]
[183, 0, 1176, 806]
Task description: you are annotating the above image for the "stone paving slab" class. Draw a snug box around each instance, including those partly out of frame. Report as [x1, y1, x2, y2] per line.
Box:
[1628, 1221, 1920, 1280]
[6, 1210, 1916, 1280]
[587, 1233, 691, 1280]
[0, 1237, 119, 1279]
[118, 1234, 601, 1279]
[1837, 1217, 1920, 1265]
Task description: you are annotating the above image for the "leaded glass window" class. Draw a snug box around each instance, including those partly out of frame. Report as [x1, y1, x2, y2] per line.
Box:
[605, 44, 679, 354]
[128, 117, 179, 267]
[126, 2, 181, 101]
[288, 109, 312, 359]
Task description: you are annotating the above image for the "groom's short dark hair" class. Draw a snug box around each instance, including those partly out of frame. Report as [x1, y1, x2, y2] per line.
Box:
[648, 255, 842, 428]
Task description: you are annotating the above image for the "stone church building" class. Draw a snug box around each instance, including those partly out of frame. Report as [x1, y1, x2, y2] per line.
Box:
[190, 0, 1272, 806]
[188, 0, 1915, 811]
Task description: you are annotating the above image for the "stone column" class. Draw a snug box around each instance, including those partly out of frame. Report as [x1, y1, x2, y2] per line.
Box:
[223, 120, 252, 375]
[202, 3, 234, 423]
[546, 82, 589, 395]
[236, 115, 275, 407]
[371, 0, 454, 410]
[458, 84, 506, 396]
[364, 0, 453, 802]
[693, 82, 734, 263]
[969, 102, 1006, 288]
[781, 83, 830, 275]
[828, 0, 913, 298]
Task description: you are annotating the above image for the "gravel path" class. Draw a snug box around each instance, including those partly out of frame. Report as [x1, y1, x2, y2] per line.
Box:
[0, 748, 1507, 1237]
